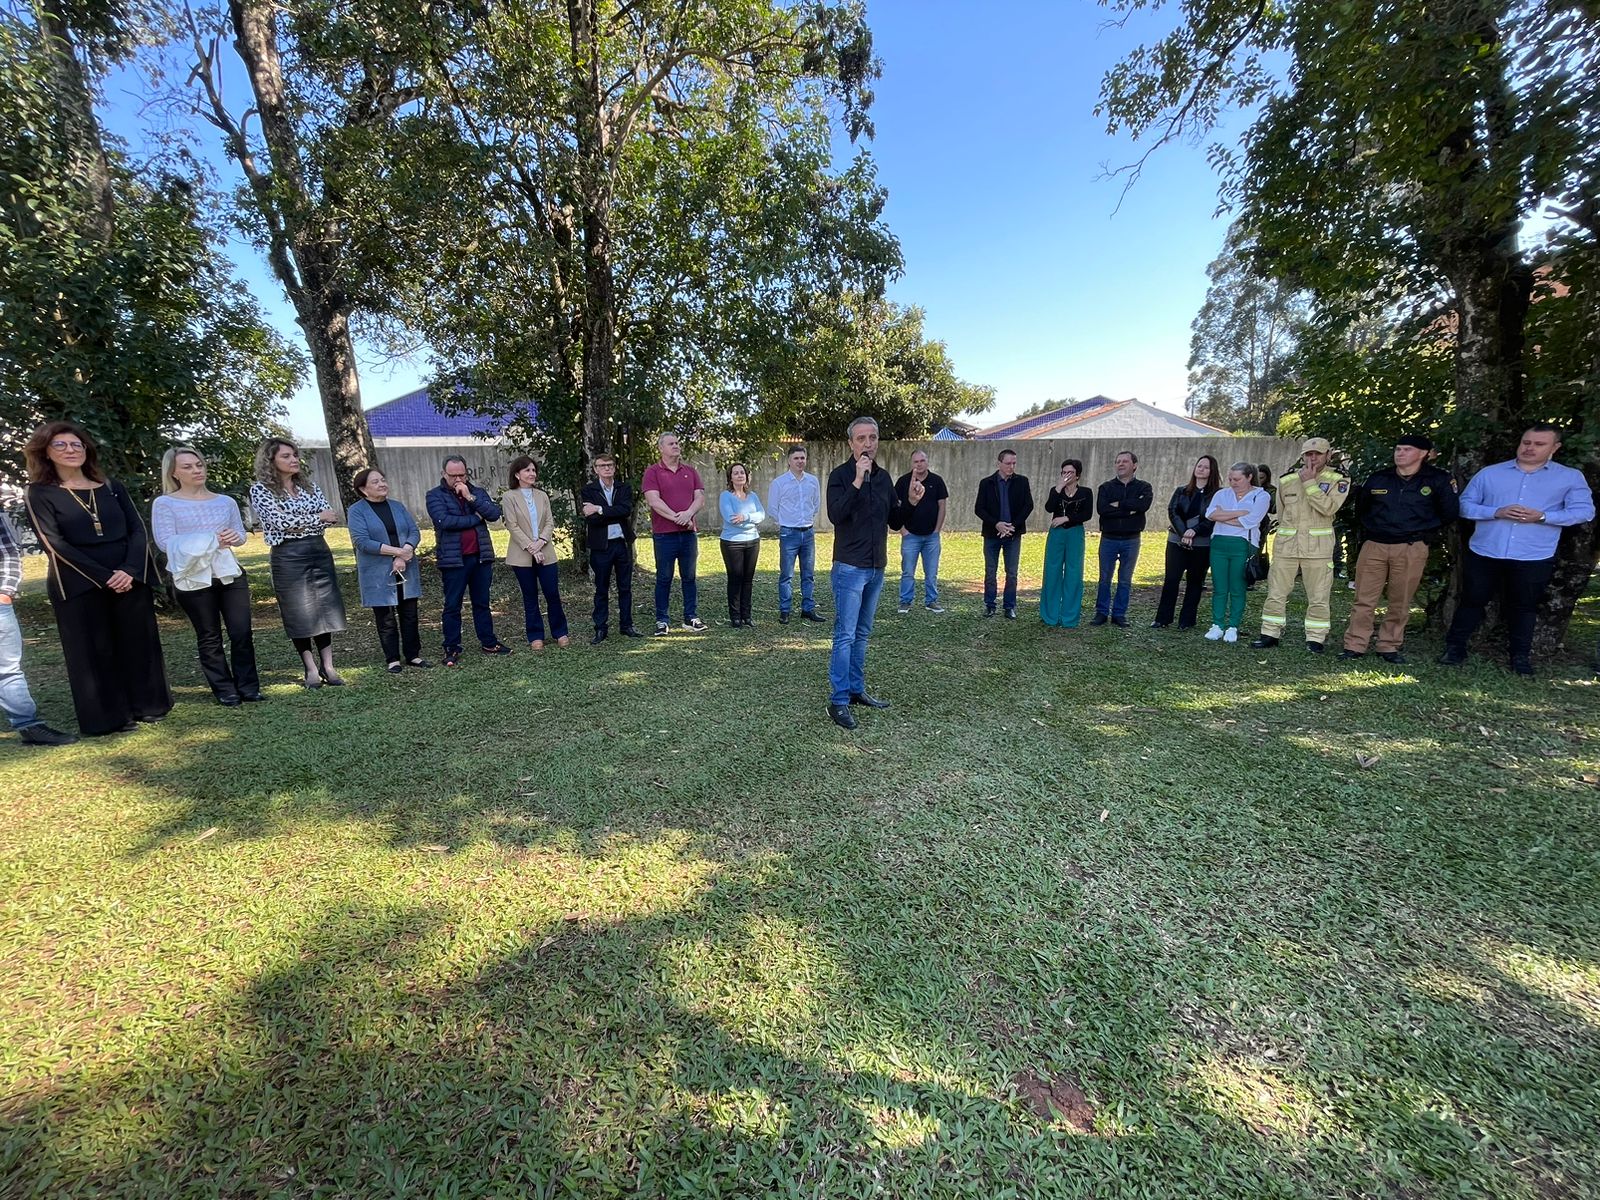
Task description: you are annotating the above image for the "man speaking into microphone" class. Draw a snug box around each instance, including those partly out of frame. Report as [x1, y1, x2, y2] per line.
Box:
[824, 417, 910, 730]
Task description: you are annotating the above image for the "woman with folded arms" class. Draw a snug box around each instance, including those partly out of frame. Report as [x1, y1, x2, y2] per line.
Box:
[23, 421, 172, 734]
[719, 463, 765, 628]
[1152, 454, 1220, 630]
[151, 445, 260, 705]
[347, 467, 432, 673]
[1040, 458, 1092, 628]
[502, 456, 568, 649]
[248, 437, 348, 689]
[1203, 462, 1271, 643]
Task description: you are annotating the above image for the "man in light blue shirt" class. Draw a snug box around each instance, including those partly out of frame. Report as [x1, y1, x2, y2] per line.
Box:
[766, 446, 825, 624]
[1441, 423, 1595, 675]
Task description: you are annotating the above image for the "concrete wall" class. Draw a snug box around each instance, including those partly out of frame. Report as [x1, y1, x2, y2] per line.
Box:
[304, 436, 1301, 535]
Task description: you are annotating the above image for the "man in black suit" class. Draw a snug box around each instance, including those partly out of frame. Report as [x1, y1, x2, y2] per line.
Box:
[973, 447, 1034, 618]
[579, 453, 642, 643]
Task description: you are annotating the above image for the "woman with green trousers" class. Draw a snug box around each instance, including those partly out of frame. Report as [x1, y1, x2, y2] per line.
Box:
[1040, 458, 1093, 628]
[1203, 463, 1271, 643]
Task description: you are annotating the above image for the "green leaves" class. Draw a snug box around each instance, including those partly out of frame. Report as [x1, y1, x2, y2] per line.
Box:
[381, 0, 902, 492]
[0, 9, 302, 497]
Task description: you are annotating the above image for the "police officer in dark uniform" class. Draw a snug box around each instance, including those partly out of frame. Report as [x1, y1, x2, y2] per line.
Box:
[1337, 434, 1458, 664]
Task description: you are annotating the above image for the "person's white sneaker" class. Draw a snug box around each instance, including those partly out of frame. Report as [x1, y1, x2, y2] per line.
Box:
[1223, 627, 1239, 643]
[1204, 624, 1224, 641]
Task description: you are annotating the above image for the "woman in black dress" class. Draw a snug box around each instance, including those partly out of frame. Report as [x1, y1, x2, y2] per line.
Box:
[22, 421, 172, 735]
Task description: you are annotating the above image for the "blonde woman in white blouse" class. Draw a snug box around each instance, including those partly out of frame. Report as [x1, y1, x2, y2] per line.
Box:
[152, 446, 260, 705]
[248, 438, 348, 689]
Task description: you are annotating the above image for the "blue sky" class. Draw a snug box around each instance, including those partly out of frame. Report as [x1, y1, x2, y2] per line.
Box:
[101, 0, 1240, 439]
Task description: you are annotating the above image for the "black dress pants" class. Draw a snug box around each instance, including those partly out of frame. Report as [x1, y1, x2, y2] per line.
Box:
[174, 574, 260, 701]
[721, 540, 759, 621]
[1445, 549, 1557, 661]
[1155, 542, 1211, 628]
[590, 538, 634, 631]
[52, 583, 172, 736]
[373, 588, 422, 664]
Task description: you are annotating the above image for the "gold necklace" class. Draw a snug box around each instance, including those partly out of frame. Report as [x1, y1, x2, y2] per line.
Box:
[63, 483, 103, 537]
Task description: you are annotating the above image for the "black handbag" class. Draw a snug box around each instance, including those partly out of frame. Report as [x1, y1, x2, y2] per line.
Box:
[1244, 548, 1271, 585]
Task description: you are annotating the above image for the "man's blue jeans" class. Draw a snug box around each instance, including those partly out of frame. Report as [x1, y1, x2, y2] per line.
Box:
[829, 563, 884, 705]
[983, 535, 1021, 612]
[439, 551, 498, 652]
[899, 532, 941, 607]
[1096, 536, 1142, 620]
[776, 526, 816, 615]
[653, 531, 699, 623]
[0, 602, 42, 732]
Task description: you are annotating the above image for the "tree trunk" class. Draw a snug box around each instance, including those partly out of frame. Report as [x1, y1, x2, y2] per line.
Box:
[304, 305, 375, 509]
[228, 0, 374, 508]
[567, 0, 618, 469]
[37, 0, 114, 241]
[566, 0, 621, 560]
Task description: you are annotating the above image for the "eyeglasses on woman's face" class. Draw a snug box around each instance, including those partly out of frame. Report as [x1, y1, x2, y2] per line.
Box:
[50, 440, 86, 452]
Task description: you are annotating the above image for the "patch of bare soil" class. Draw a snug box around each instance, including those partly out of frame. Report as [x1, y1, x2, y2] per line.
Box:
[1009, 1069, 1095, 1132]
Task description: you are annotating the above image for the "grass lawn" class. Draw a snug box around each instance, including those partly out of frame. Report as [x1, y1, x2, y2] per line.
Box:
[3, 529, 1599, 1199]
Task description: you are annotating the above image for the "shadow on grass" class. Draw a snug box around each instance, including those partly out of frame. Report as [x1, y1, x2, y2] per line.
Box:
[9, 831, 1595, 1198]
[7, 539, 1600, 1195]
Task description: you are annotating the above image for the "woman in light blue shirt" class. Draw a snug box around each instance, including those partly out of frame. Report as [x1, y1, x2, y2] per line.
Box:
[1204, 463, 1271, 643]
[719, 463, 765, 628]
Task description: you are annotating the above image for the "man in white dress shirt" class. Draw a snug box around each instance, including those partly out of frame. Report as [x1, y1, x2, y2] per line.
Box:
[766, 446, 826, 624]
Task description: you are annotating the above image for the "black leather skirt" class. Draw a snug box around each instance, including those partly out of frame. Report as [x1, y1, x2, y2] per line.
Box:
[269, 535, 348, 638]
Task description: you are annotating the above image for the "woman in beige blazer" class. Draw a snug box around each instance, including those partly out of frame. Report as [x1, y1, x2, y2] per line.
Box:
[502, 457, 569, 648]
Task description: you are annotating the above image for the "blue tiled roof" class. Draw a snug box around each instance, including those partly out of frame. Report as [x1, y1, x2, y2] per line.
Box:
[365, 387, 521, 439]
[931, 427, 968, 441]
[975, 396, 1116, 440]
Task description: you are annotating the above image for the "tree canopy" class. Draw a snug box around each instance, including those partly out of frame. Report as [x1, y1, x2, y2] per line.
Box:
[1, 0, 302, 496]
[1186, 221, 1309, 434]
[754, 292, 995, 443]
[368, 0, 905, 493]
[1103, 0, 1600, 647]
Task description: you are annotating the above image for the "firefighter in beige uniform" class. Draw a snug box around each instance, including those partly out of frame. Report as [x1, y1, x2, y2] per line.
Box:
[1250, 437, 1350, 653]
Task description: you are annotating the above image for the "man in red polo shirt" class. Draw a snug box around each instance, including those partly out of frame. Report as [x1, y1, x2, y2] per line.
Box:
[641, 432, 707, 635]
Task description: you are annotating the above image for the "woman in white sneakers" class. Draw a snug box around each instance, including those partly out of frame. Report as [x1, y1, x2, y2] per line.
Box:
[1203, 463, 1271, 643]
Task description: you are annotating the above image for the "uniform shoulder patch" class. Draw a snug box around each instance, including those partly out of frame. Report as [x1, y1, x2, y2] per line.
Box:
[1336, 481, 1349, 493]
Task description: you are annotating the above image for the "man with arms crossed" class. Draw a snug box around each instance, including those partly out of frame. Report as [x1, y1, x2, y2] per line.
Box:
[825, 417, 908, 730]
[579, 453, 643, 643]
[766, 446, 825, 624]
[1092, 450, 1153, 627]
[641, 433, 707, 635]
[1337, 434, 1458, 664]
[895, 450, 948, 614]
[427, 455, 512, 665]
[1439, 423, 1594, 675]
